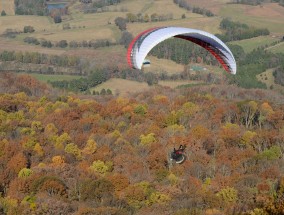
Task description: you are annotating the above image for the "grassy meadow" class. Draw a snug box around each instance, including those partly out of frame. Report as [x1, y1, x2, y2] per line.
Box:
[0, 0, 15, 15]
[257, 69, 284, 92]
[92, 78, 205, 96]
[20, 73, 83, 83]
[266, 42, 284, 54]
[0, 0, 284, 91]
[0, 15, 53, 34]
[229, 36, 280, 53]
[143, 56, 184, 74]
[219, 3, 284, 34]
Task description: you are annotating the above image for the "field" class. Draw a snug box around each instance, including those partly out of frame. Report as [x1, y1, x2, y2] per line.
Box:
[182, 0, 230, 14]
[0, 16, 53, 34]
[159, 80, 203, 88]
[143, 56, 184, 74]
[256, 69, 284, 92]
[229, 36, 280, 53]
[21, 73, 83, 83]
[266, 41, 284, 54]
[0, 0, 15, 15]
[0, 0, 283, 96]
[127, 17, 222, 37]
[92, 78, 150, 96]
[0, 38, 67, 55]
[219, 3, 284, 34]
[66, 45, 128, 68]
[0, 0, 222, 43]
[107, 0, 191, 19]
[92, 78, 205, 96]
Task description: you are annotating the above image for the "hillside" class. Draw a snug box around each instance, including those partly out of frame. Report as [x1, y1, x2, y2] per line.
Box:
[1, 73, 284, 214]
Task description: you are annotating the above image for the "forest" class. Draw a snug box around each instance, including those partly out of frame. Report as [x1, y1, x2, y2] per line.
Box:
[229, 0, 284, 6]
[14, 0, 48, 15]
[0, 72, 284, 214]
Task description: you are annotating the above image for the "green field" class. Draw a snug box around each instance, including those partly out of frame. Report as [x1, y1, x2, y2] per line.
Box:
[127, 16, 221, 37]
[229, 36, 280, 53]
[0, 0, 283, 92]
[266, 42, 284, 54]
[219, 3, 284, 34]
[92, 78, 206, 96]
[0, 16, 53, 34]
[21, 73, 83, 83]
[256, 69, 284, 92]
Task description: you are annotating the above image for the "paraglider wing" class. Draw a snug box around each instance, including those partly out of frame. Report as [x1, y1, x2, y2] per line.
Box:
[127, 27, 236, 74]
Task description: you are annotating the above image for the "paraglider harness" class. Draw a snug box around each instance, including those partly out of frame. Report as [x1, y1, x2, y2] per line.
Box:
[170, 145, 186, 164]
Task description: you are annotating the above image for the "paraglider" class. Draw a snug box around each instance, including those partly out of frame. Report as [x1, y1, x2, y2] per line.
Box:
[127, 26, 237, 74]
[170, 145, 186, 164]
[127, 27, 237, 165]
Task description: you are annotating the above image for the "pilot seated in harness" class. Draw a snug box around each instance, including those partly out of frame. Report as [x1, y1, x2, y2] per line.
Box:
[170, 145, 186, 164]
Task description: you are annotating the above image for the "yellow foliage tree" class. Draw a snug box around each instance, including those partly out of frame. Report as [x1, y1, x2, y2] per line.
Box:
[82, 138, 97, 155]
[31, 121, 43, 132]
[140, 133, 156, 145]
[182, 102, 200, 116]
[18, 168, 33, 178]
[90, 160, 113, 175]
[146, 192, 170, 205]
[65, 143, 82, 160]
[168, 173, 178, 185]
[216, 187, 238, 206]
[34, 143, 44, 157]
[259, 102, 274, 128]
[55, 132, 71, 150]
[0, 139, 8, 157]
[0, 196, 18, 215]
[241, 130, 257, 146]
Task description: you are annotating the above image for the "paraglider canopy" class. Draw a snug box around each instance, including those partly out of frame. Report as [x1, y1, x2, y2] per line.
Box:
[127, 26, 237, 74]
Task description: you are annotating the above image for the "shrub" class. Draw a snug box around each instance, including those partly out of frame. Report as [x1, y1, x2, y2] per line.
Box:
[23, 26, 35, 33]
[54, 15, 62, 23]
[1, 10, 6, 16]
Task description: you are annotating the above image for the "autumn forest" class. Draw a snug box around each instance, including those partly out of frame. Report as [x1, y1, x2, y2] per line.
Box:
[0, 72, 283, 215]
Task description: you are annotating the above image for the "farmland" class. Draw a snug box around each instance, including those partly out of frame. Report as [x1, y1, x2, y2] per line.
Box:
[266, 41, 284, 54]
[21, 73, 83, 83]
[219, 3, 284, 34]
[0, 0, 283, 91]
[0, 0, 15, 15]
[229, 36, 280, 53]
[92, 78, 204, 96]
[257, 68, 284, 93]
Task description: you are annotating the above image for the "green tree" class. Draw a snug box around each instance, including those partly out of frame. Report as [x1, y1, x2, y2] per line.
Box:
[145, 72, 158, 86]
[134, 104, 147, 115]
[23, 26, 35, 33]
[100, 88, 106, 95]
[1, 10, 6, 16]
[54, 15, 62, 23]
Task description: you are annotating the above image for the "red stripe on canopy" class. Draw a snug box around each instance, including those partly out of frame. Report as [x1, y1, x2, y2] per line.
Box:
[175, 35, 230, 73]
[127, 27, 159, 68]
